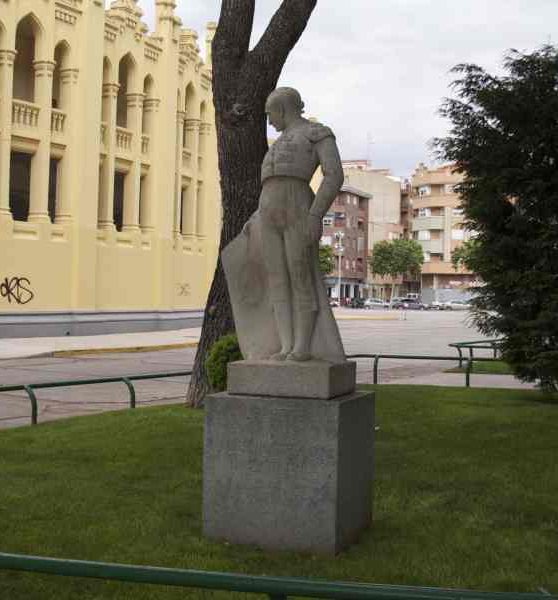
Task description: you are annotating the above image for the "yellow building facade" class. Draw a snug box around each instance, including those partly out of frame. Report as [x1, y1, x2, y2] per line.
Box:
[0, 0, 220, 336]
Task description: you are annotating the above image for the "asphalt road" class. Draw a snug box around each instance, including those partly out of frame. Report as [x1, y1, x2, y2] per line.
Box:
[0, 310, 525, 429]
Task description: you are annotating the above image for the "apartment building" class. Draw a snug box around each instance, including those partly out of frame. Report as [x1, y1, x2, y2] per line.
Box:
[320, 185, 370, 303]
[0, 0, 220, 336]
[341, 161, 404, 299]
[410, 163, 475, 302]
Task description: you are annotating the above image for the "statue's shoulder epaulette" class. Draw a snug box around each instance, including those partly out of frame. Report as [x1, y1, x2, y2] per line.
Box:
[305, 121, 335, 143]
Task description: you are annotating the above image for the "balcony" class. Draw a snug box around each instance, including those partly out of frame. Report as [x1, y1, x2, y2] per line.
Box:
[412, 216, 444, 231]
[51, 109, 66, 136]
[417, 238, 444, 254]
[115, 127, 133, 152]
[12, 100, 40, 129]
[141, 134, 150, 155]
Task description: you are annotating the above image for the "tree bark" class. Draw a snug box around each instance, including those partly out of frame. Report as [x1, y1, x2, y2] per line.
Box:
[186, 0, 318, 407]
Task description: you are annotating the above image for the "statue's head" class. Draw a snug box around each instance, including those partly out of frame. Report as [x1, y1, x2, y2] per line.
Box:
[265, 87, 305, 132]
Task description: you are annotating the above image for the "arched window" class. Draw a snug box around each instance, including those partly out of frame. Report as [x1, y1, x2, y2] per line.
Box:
[52, 41, 70, 109]
[116, 53, 136, 128]
[13, 14, 43, 102]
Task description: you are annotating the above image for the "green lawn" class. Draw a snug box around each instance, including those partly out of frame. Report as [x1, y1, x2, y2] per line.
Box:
[0, 385, 557, 599]
[445, 361, 515, 375]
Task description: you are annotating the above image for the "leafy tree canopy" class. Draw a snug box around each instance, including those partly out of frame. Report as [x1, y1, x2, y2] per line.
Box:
[369, 239, 424, 280]
[436, 45, 558, 391]
[319, 244, 335, 275]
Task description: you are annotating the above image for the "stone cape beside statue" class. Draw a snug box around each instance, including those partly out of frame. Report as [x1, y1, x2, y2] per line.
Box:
[221, 87, 346, 364]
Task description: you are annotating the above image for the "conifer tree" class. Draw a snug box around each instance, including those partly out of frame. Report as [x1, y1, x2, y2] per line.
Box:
[436, 46, 558, 391]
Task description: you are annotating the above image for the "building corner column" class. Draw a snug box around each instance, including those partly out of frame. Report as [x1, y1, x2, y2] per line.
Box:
[28, 60, 56, 223]
[0, 50, 16, 224]
[98, 82, 119, 230]
[55, 68, 79, 224]
[122, 91, 144, 232]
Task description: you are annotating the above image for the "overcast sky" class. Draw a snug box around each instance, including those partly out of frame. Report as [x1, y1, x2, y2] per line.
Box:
[113, 1, 558, 179]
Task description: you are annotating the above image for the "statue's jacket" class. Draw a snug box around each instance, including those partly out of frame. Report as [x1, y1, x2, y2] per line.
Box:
[261, 120, 335, 184]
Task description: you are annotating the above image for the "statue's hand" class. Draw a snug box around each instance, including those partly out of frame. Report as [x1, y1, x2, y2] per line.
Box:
[307, 213, 323, 243]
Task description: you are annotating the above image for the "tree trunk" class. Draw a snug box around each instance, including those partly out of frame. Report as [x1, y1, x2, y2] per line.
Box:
[186, 0, 318, 407]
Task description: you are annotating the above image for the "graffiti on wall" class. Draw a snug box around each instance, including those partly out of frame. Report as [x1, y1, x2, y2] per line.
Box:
[177, 283, 190, 297]
[0, 276, 35, 305]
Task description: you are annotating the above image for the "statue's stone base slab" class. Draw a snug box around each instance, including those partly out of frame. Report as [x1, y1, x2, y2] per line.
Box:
[227, 359, 356, 400]
[203, 391, 374, 555]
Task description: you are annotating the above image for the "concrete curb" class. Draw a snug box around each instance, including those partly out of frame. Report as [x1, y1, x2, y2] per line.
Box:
[52, 341, 199, 357]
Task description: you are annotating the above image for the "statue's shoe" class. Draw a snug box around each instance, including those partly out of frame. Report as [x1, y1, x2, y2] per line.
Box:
[270, 352, 289, 361]
[287, 351, 312, 362]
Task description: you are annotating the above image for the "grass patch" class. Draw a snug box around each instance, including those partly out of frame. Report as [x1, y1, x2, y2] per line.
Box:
[445, 360, 515, 375]
[1, 385, 557, 599]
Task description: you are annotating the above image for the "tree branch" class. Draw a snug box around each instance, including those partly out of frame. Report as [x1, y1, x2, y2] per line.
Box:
[248, 0, 318, 88]
[213, 0, 255, 68]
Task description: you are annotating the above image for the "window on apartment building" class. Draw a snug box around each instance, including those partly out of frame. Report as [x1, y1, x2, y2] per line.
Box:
[113, 172, 126, 232]
[48, 158, 60, 222]
[357, 237, 365, 252]
[417, 230, 431, 241]
[352, 260, 356, 270]
[452, 207, 464, 216]
[323, 215, 333, 226]
[423, 251, 431, 262]
[418, 185, 431, 196]
[345, 260, 350, 270]
[452, 229, 465, 240]
[418, 207, 431, 217]
[9, 152, 32, 222]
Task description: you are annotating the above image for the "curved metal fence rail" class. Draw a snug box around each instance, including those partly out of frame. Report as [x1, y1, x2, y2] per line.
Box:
[448, 339, 503, 367]
[0, 552, 554, 600]
[346, 354, 501, 387]
[0, 370, 192, 426]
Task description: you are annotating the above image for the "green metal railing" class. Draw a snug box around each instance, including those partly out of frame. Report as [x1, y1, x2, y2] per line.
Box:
[347, 354, 501, 388]
[0, 370, 191, 426]
[0, 552, 554, 600]
[449, 339, 503, 367]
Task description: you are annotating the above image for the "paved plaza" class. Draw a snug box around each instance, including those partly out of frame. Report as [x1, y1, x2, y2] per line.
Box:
[0, 310, 534, 429]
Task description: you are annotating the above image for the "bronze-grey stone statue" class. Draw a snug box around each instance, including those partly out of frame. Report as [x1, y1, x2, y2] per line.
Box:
[221, 87, 346, 363]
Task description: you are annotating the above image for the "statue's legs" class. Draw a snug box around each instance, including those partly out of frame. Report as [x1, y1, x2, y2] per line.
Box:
[284, 234, 318, 362]
[259, 178, 318, 361]
[261, 219, 295, 360]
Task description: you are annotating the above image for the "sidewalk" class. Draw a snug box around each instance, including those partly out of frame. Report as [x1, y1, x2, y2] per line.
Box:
[0, 328, 202, 360]
[0, 310, 402, 360]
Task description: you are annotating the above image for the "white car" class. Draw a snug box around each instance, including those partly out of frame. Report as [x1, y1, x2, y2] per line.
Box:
[443, 300, 471, 311]
[364, 298, 389, 309]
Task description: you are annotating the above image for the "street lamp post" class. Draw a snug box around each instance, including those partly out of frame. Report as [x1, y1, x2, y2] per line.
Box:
[334, 231, 345, 303]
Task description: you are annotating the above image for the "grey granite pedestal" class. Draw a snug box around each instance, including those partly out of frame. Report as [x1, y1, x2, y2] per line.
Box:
[203, 386, 374, 554]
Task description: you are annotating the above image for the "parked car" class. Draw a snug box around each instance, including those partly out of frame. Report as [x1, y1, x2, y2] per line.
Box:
[349, 297, 365, 309]
[443, 300, 471, 311]
[364, 298, 388, 309]
[392, 298, 428, 310]
[429, 300, 450, 311]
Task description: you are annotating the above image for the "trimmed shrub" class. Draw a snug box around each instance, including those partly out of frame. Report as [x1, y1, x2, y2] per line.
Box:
[205, 333, 242, 392]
